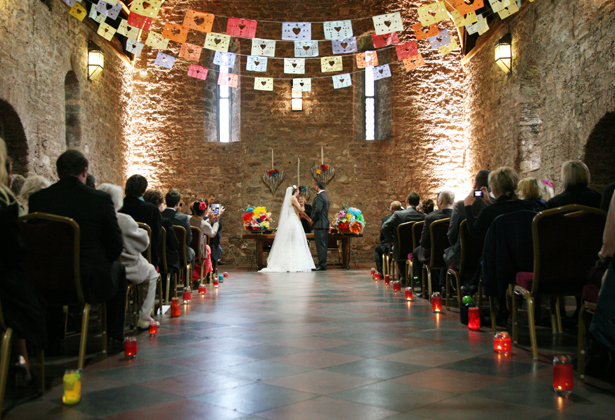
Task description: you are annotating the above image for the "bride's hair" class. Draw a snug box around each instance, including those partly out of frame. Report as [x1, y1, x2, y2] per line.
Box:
[291, 185, 298, 195]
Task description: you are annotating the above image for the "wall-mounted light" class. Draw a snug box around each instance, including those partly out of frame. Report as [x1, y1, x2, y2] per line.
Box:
[88, 41, 105, 81]
[495, 33, 512, 73]
[291, 90, 303, 111]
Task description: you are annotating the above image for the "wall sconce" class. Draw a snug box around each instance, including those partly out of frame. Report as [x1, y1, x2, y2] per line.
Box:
[291, 90, 303, 111]
[88, 41, 105, 81]
[495, 33, 512, 73]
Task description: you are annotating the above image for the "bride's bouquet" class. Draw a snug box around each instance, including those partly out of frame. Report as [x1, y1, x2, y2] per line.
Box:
[243, 206, 272, 232]
[332, 207, 365, 234]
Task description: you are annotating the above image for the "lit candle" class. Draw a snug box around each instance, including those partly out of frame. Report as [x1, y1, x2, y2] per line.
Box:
[553, 355, 574, 394]
[494, 331, 512, 354]
[384, 275, 390, 285]
[182, 288, 191, 304]
[223, 272, 229, 278]
[393, 281, 401, 292]
[405, 287, 413, 301]
[149, 322, 158, 337]
[431, 292, 443, 313]
[198, 284, 207, 295]
[62, 369, 81, 405]
[370, 268, 376, 277]
[124, 337, 137, 358]
[468, 307, 480, 330]
[374, 273, 381, 281]
[214, 279, 219, 288]
[219, 274, 224, 284]
[171, 297, 181, 317]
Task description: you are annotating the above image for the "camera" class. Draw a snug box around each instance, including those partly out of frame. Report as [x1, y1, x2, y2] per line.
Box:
[212, 204, 221, 215]
[473, 190, 483, 197]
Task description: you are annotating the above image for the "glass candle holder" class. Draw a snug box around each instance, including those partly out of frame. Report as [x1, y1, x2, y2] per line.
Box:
[198, 284, 207, 295]
[494, 331, 512, 354]
[468, 307, 480, 330]
[374, 273, 381, 281]
[62, 369, 81, 405]
[124, 337, 137, 358]
[393, 281, 401, 292]
[405, 287, 413, 301]
[370, 268, 376, 277]
[223, 272, 229, 278]
[431, 292, 443, 313]
[553, 355, 574, 395]
[219, 274, 224, 284]
[214, 279, 219, 288]
[182, 288, 192, 304]
[149, 322, 158, 337]
[384, 275, 390, 285]
[171, 297, 181, 317]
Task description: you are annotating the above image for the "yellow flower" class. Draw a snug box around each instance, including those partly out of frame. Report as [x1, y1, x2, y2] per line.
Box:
[253, 206, 266, 216]
[316, 169, 322, 175]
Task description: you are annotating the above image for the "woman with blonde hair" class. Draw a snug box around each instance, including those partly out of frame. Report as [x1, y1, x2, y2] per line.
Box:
[517, 177, 547, 210]
[548, 161, 601, 209]
[18, 175, 51, 214]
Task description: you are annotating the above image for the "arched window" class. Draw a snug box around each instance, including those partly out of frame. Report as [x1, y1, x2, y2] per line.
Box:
[0, 99, 29, 175]
[65, 71, 82, 148]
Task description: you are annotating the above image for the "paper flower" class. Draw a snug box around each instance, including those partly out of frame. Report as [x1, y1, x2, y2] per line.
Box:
[243, 212, 254, 222]
[316, 169, 322, 175]
[349, 220, 364, 233]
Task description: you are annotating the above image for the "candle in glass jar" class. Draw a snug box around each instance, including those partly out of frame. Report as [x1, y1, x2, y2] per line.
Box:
[219, 274, 224, 284]
[198, 284, 207, 295]
[370, 268, 376, 277]
[431, 292, 443, 313]
[493, 331, 512, 354]
[384, 275, 390, 285]
[393, 281, 401, 292]
[223, 272, 229, 278]
[468, 307, 480, 330]
[124, 337, 137, 358]
[405, 287, 413, 301]
[553, 355, 573, 394]
[62, 369, 81, 405]
[374, 273, 381, 281]
[149, 322, 158, 337]
[182, 288, 191, 304]
[214, 279, 219, 288]
[171, 297, 181, 317]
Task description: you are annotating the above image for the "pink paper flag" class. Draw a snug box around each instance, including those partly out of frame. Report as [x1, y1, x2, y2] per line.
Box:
[226, 17, 257, 38]
[396, 41, 418, 60]
[371, 32, 399, 49]
[218, 72, 239, 88]
[127, 13, 152, 31]
[188, 64, 208, 80]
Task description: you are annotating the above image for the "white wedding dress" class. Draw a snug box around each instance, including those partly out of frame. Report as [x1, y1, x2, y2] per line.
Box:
[259, 187, 316, 273]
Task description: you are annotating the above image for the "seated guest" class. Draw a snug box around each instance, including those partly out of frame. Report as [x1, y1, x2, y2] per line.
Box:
[207, 193, 224, 266]
[190, 200, 224, 277]
[120, 175, 163, 268]
[85, 173, 96, 189]
[29, 150, 127, 353]
[541, 179, 555, 201]
[18, 175, 51, 215]
[421, 199, 435, 214]
[99, 183, 159, 329]
[518, 177, 547, 210]
[548, 161, 601, 209]
[10, 173, 25, 197]
[0, 140, 47, 385]
[298, 193, 312, 233]
[162, 189, 195, 266]
[375, 201, 402, 278]
[381, 193, 426, 281]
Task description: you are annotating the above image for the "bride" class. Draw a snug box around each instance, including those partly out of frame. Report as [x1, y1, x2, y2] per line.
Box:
[260, 186, 316, 272]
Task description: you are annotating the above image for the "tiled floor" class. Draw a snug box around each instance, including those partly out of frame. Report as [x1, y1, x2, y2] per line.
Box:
[5, 268, 615, 419]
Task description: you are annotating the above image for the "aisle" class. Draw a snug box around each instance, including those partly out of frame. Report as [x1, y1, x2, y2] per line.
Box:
[7, 269, 615, 419]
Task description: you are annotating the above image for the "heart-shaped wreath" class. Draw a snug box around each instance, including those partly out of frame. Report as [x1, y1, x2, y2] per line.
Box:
[262, 169, 284, 195]
[311, 164, 335, 184]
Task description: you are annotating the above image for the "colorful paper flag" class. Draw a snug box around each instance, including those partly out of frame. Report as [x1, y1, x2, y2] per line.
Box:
[282, 22, 311, 40]
[68, 3, 87, 21]
[89, 4, 106, 24]
[96, 0, 122, 20]
[127, 13, 152, 31]
[183, 10, 214, 33]
[246, 56, 268, 72]
[372, 12, 403, 35]
[162, 23, 189, 43]
[179, 43, 202, 62]
[356, 51, 378, 68]
[188, 64, 208, 80]
[154, 52, 176, 69]
[321, 56, 343, 72]
[323, 20, 353, 40]
[451, 10, 478, 27]
[439, 37, 458, 57]
[130, 0, 162, 18]
[428, 29, 451, 50]
[226, 17, 257, 38]
[292, 78, 311, 92]
[284, 58, 305, 74]
[145, 31, 169, 50]
[97, 22, 116, 41]
[218, 72, 239, 88]
[417, 1, 448, 26]
[372, 32, 399, 48]
[413, 23, 439, 40]
[488, 0, 511, 13]
[403, 54, 425, 71]
[395, 41, 418, 60]
[126, 39, 144, 56]
[332, 74, 352, 89]
[294, 40, 319, 57]
[331, 37, 358, 54]
[213, 51, 237, 67]
[117, 19, 139, 40]
[204, 32, 231, 52]
[372, 64, 391, 80]
[251, 38, 276, 57]
[254, 77, 273, 91]
[454, 0, 484, 15]
[498, 1, 520, 19]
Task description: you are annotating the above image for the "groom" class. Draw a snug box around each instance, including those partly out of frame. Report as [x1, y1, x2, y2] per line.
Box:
[311, 181, 330, 271]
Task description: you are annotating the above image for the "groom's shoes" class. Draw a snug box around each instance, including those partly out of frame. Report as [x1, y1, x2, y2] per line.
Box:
[312, 266, 327, 271]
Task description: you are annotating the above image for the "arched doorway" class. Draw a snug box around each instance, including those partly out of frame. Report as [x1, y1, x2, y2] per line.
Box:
[583, 112, 615, 191]
[65, 71, 82, 149]
[0, 99, 28, 175]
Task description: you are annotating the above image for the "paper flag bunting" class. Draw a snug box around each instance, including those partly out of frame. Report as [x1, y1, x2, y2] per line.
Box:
[417, 1, 448, 26]
[403, 54, 425, 71]
[246, 56, 268, 72]
[356, 51, 378, 68]
[498, 1, 520, 19]
[218, 72, 239, 88]
[428, 29, 451, 50]
[323, 20, 353, 40]
[187, 64, 208, 80]
[396, 41, 418, 60]
[213, 51, 237, 67]
[179, 43, 202, 62]
[126, 39, 144, 56]
[130, 0, 162, 18]
[294, 40, 319, 57]
[488, 0, 511, 13]
[332, 74, 352, 89]
[466, 14, 488, 35]
[451, 10, 478, 27]
[145, 32, 169, 50]
[183, 10, 214, 33]
[68, 3, 87, 21]
[89, 5, 106, 24]
[227, 17, 257, 38]
[251, 38, 276, 57]
[284, 58, 305, 74]
[373, 64, 391, 81]
[154, 52, 176, 69]
[204, 33, 231, 52]
[321, 56, 343, 72]
[97, 22, 116, 41]
[102, 0, 117, 4]
[127, 13, 152, 31]
[454, 0, 484, 15]
[292, 78, 311, 92]
[439, 37, 458, 57]
[372, 12, 403, 35]
[96, 0, 121, 20]
[62, 0, 79, 6]
[117, 19, 139, 40]
[331, 37, 358, 54]
[413, 23, 439, 40]
[254, 77, 273, 91]
[163, 23, 189, 44]
[282, 22, 312, 40]
[372, 32, 399, 49]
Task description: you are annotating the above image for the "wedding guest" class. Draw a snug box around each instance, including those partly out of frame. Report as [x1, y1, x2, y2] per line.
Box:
[207, 193, 224, 266]
[190, 200, 224, 278]
[548, 161, 601, 209]
[375, 201, 402, 278]
[29, 150, 127, 353]
[162, 189, 195, 266]
[541, 179, 555, 201]
[86, 173, 96, 189]
[10, 173, 25, 197]
[99, 183, 158, 329]
[17, 175, 51, 215]
[421, 199, 435, 214]
[298, 194, 312, 233]
[518, 177, 547, 210]
[120, 175, 163, 268]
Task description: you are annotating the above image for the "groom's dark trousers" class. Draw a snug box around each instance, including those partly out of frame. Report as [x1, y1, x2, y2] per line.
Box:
[314, 228, 328, 268]
[311, 191, 330, 268]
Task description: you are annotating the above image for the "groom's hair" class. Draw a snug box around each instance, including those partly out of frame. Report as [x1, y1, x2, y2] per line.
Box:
[316, 181, 326, 190]
[406, 192, 420, 206]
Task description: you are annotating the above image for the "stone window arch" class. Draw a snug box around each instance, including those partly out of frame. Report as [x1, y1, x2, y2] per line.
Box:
[0, 99, 29, 175]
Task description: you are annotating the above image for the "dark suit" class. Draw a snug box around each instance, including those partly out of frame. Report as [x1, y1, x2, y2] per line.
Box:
[120, 196, 163, 268]
[311, 191, 330, 268]
[161, 216, 180, 273]
[29, 176, 127, 341]
[374, 213, 394, 275]
[547, 186, 602, 210]
[162, 208, 195, 264]
[412, 208, 452, 289]
[382, 207, 426, 280]
[444, 199, 487, 270]
[301, 204, 313, 233]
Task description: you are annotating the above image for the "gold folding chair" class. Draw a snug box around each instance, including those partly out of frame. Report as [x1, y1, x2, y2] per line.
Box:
[422, 218, 450, 301]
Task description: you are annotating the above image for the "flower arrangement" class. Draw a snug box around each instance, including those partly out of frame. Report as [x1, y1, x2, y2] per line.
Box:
[332, 207, 365, 234]
[267, 169, 280, 177]
[316, 165, 329, 175]
[243, 206, 272, 232]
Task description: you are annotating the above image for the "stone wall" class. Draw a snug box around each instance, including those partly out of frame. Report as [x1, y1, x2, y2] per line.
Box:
[0, 0, 133, 183]
[463, 0, 615, 193]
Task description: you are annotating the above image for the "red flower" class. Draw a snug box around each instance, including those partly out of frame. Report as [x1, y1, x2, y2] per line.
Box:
[320, 164, 329, 171]
[242, 212, 254, 222]
[338, 222, 350, 232]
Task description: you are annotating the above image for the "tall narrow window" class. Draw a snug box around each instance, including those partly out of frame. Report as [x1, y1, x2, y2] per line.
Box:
[218, 65, 231, 143]
[365, 66, 375, 141]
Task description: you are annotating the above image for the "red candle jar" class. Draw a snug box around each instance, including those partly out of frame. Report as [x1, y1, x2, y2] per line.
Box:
[124, 337, 137, 358]
[149, 322, 158, 337]
[384, 275, 390, 285]
[223, 272, 229, 278]
[374, 273, 381, 281]
[370, 268, 376, 277]
[494, 331, 512, 354]
[182, 288, 192, 304]
[198, 284, 207, 295]
[431, 292, 443, 313]
[468, 307, 480, 330]
[393, 281, 401, 292]
[213, 279, 219, 288]
[405, 287, 413, 301]
[171, 297, 181, 317]
[553, 355, 573, 394]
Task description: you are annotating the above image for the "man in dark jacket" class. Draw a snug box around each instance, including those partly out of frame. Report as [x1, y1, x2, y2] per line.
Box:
[311, 181, 330, 271]
[162, 189, 195, 266]
[375, 201, 402, 278]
